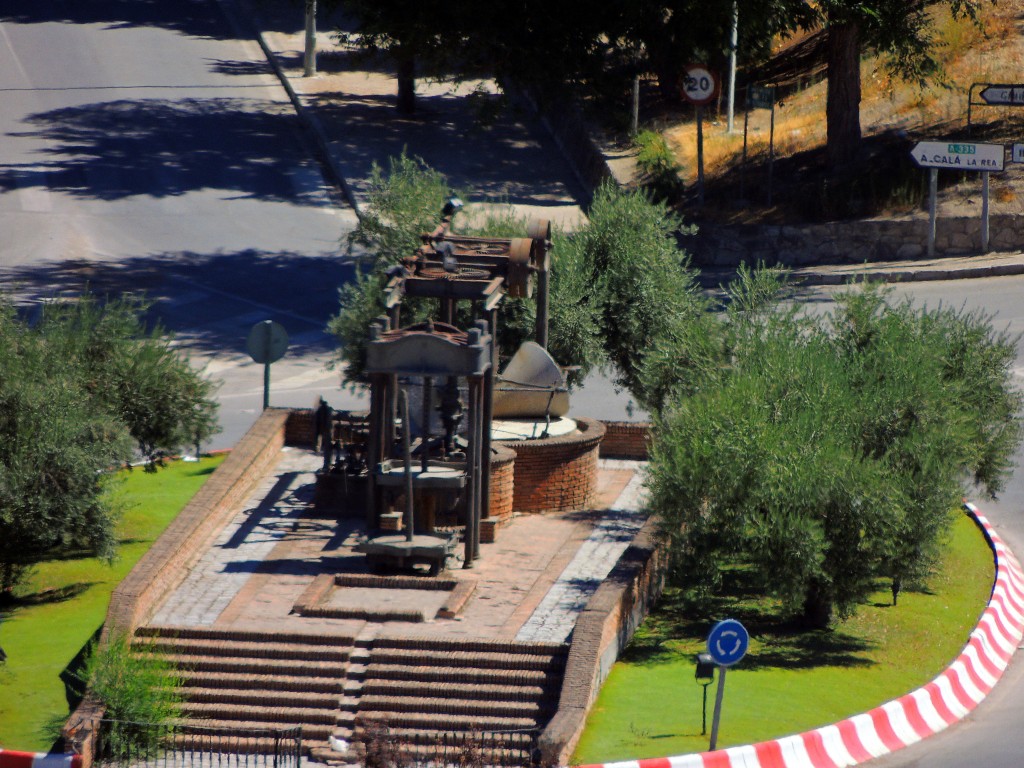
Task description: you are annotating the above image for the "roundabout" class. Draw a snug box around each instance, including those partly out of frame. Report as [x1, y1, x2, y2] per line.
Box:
[578, 501, 1024, 768]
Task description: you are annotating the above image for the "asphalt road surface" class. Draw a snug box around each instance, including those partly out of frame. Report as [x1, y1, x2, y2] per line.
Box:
[0, 0, 363, 449]
[796, 275, 1024, 768]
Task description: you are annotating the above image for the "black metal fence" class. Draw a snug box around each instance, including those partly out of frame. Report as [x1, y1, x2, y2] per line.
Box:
[94, 721, 302, 768]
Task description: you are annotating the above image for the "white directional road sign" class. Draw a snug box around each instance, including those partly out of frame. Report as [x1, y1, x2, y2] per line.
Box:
[911, 141, 1004, 172]
[1013, 144, 1024, 164]
[980, 85, 1024, 106]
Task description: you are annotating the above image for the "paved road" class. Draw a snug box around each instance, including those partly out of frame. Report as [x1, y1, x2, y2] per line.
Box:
[0, 0, 364, 449]
[795, 275, 1024, 768]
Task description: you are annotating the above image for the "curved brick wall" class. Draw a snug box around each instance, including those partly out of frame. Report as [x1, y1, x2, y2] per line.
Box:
[488, 443, 517, 521]
[499, 417, 605, 514]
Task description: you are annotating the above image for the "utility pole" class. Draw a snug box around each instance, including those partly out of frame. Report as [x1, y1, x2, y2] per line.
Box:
[726, 0, 738, 133]
[303, 0, 317, 77]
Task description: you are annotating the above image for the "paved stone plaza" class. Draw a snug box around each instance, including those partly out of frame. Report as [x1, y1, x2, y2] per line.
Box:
[151, 447, 648, 642]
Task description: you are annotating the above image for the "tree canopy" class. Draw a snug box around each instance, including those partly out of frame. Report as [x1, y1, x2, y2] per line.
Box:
[337, 0, 988, 171]
[0, 295, 218, 594]
[649, 275, 1021, 626]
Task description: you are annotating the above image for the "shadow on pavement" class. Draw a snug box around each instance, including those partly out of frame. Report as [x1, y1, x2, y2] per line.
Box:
[3, 98, 327, 205]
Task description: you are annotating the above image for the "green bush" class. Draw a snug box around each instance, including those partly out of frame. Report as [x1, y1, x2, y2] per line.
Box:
[634, 129, 685, 202]
[85, 633, 183, 752]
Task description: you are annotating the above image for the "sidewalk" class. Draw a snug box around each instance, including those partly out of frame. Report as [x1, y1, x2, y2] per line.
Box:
[225, 1, 1024, 287]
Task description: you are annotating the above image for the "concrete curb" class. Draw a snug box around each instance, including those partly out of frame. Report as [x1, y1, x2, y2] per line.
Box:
[0, 751, 81, 768]
[216, 0, 362, 217]
[577, 502, 1024, 768]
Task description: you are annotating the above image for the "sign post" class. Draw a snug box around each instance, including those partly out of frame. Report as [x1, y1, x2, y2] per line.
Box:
[910, 141, 1005, 255]
[706, 619, 749, 750]
[682, 65, 720, 207]
[247, 320, 289, 410]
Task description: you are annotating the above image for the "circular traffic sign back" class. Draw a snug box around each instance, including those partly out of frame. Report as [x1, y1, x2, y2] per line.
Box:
[706, 619, 749, 666]
[247, 320, 289, 365]
[682, 65, 720, 106]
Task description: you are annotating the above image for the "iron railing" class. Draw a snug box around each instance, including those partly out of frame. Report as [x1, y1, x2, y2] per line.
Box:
[94, 721, 302, 768]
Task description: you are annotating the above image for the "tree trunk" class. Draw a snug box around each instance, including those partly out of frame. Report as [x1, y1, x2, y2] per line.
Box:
[825, 19, 861, 173]
[801, 579, 834, 629]
[396, 48, 416, 116]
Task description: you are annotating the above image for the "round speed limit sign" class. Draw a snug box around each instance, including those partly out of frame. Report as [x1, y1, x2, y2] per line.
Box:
[682, 65, 719, 106]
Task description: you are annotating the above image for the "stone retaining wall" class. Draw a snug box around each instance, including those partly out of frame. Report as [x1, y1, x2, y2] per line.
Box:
[686, 214, 1024, 268]
[499, 417, 606, 514]
[537, 516, 667, 765]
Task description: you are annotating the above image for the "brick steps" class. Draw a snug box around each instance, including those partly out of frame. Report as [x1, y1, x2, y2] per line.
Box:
[357, 710, 538, 731]
[137, 627, 565, 764]
[182, 688, 340, 709]
[179, 719, 333, 741]
[352, 725, 539, 748]
[372, 636, 567, 655]
[169, 733, 302, 755]
[347, 738, 534, 767]
[182, 703, 338, 726]
[138, 624, 353, 755]
[361, 679, 551, 702]
[358, 695, 545, 719]
[368, 648, 564, 671]
[149, 653, 346, 678]
[137, 625, 357, 646]
[365, 663, 557, 686]
[172, 670, 344, 695]
[137, 636, 352, 662]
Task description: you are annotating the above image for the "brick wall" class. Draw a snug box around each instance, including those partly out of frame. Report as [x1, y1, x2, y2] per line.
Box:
[285, 408, 315, 447]
[599, 421, 652, 460]
[500, 417, 605, 514]
[537, 516, 667, 765]
[488, 444, 516, 522]
[100, 408, 290, 641]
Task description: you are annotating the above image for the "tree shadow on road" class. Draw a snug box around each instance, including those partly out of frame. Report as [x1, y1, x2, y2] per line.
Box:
[2, 0, 273, 41]
[3, 98, 332, 206]
[0, 249, 357, 358]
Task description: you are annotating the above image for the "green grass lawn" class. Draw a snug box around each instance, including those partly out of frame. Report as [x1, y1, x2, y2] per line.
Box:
[573, 511, 994, 765]
[0, 455, 226, 751]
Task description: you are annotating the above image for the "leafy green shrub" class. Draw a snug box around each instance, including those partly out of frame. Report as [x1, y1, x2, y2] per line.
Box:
[633, 129, 685, 202]
[86, 633, 183, 752]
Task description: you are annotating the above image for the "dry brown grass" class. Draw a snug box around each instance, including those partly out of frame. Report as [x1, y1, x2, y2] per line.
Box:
[662, 0, 1024, 186]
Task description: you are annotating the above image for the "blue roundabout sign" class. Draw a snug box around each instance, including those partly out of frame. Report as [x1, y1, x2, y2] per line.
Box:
[706, 619, 749, 667]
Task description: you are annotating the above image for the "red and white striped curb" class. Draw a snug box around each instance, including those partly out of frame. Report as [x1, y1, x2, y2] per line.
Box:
[579, 502, 1024, 768]
[0, 751, 81, 768]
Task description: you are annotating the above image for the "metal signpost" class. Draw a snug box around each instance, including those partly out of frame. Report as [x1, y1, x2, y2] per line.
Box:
[247, 320, 289, 410]
[968, 83, 1024, 132]
[682, 65, 720, 207]
[706, 619, 749, 750]
[742, 85, 776, 206]
[910, 141, 1005, 256]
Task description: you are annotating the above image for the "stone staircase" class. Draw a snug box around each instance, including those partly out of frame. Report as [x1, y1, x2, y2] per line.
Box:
[332, 635, 567, 766]
[134, 625, 356, 752]
[134, 626, 567, 766]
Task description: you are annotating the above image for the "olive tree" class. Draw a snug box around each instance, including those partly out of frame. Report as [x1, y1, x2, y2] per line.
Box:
[0, 295, 219, 595]
[650, 278, 1021, 627]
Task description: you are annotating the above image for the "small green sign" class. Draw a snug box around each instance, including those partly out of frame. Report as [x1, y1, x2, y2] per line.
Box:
[947, 143, 976, 155]
[748, 85, 775, 111]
